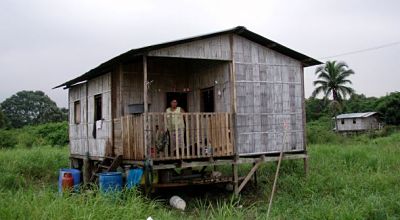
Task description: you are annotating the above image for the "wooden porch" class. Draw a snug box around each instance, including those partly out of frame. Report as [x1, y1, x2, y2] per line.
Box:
[113, 112, 234, 161]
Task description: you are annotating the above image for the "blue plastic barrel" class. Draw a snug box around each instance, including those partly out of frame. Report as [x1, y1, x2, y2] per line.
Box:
[58, 168, 81, 192]
[99, 172, 123, 192]
[126, 168, 144, 189]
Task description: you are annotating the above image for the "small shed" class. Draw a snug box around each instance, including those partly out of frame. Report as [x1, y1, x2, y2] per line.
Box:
[334, 112, 382, 132]
[55, 26, 321, 194]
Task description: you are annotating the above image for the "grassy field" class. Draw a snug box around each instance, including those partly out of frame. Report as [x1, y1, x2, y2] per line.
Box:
[1, 132, 400, 219]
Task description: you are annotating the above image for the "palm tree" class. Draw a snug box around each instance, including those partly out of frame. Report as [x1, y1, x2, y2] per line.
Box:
[312, 61, 355, 101]
[312, 61, 355, 131]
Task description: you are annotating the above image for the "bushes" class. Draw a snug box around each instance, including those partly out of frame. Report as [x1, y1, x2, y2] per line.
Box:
[366, 125, 399, 139]
[306, 117, 344, 144]
[33, 122, 69, 146]
[0, 122, 68, 148]
[376, 92, 400, 125]
[0, 130, 18, 148]
[18, 132, 36, 148]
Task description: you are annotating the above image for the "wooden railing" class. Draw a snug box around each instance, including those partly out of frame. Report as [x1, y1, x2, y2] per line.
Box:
[113, 112, 234, 161]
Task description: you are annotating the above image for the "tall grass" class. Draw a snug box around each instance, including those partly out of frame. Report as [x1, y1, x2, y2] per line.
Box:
[1, 133, 400, 219]
[266, 135, 400, 219]
[0, 146, 68, 190]
[0, 188, 179, 220]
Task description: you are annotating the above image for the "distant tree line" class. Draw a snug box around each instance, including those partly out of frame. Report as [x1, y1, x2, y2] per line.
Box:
[0, 90, 67, 129]
[306, 92, 400, 125]
[308, 60, 400, 127]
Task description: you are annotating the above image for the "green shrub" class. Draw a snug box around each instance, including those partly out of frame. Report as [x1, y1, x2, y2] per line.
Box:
[0, 122, 69, 149]
[18, 132, 36, 148]
[15, 122, 69, 147]
[379, 125, 398, 136]
[0, 130, 18, 148]
[364, 125, 398, 139]
[34, 122, 68, 146]
[306, 116, 344, 144]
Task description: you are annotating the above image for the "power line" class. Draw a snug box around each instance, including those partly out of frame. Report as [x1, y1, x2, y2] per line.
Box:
[318, 40, 400, 60]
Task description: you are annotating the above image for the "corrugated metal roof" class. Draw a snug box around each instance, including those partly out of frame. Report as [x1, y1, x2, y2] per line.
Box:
[335, 112, 378, 119]
[54, 26, 322, 89]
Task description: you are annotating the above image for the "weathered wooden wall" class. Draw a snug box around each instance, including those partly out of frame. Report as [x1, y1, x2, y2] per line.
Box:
[69, 83, 88, 155]
[147, 58, 188, 112]
[115, 57, 230, 113]
[188, 60, 231, 112]
[148, 35, 231, 60]
[87, 73, 112, 157]
[336, 117, 379, 131]
[233, 35, 305, 155]
[112, 59, 143, 156]
[120, 60, 144, 116]
[69, 73, 112, 157]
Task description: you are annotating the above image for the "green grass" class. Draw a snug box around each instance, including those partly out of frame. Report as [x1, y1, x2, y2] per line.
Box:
[268, 134, 400, 219]
[1, 133, 400, 219]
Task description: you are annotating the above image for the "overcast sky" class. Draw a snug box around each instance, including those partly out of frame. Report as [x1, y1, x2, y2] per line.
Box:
[1, 0, 399, 107]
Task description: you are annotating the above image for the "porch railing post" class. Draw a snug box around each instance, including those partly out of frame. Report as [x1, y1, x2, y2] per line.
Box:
[143, 55, 149, 159]
[229, 34, 237, 155]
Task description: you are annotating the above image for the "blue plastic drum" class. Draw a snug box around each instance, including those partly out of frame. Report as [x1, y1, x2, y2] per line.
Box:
[126, 168, 144, 189]
[99, 172, 123, 193]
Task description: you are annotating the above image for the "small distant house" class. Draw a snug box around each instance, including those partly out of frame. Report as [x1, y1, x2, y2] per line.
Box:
[334, 112, 382, 132]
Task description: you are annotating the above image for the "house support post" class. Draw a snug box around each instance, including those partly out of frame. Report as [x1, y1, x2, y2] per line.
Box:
[82, 152, 91, 184]
[232, 162, 239, 195]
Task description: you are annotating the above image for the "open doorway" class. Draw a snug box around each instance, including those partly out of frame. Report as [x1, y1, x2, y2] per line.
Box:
[166, 92, 188, 111]
[201, 87, 215, 112]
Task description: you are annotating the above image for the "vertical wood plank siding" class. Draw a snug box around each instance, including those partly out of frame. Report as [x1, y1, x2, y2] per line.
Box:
[148, 35, 231, 60]
[69, 83, 88, 155]
[69, 73, 113, 157]
[233, 35, 305, 155]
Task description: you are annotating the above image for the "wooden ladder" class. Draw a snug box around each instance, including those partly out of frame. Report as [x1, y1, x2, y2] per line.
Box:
[90, 155, 123, 182]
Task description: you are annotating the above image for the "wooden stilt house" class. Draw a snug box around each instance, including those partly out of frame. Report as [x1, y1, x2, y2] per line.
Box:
[55, 26, 321, 193]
